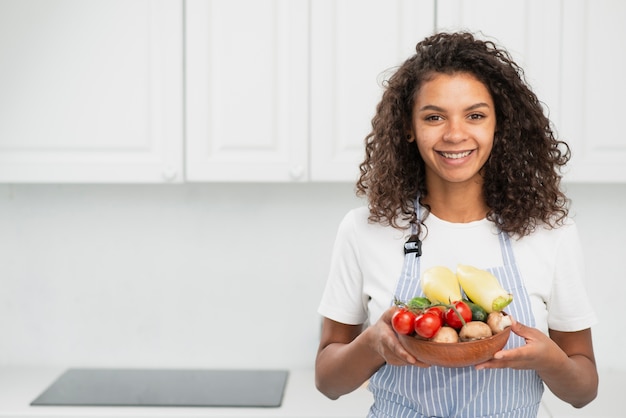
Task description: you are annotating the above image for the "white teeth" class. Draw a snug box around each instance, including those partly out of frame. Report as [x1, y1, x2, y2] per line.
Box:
[440, 151, 471, 159]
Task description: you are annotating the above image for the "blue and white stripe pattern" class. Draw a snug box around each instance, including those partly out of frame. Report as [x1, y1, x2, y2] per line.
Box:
[367, 223, 543, 417]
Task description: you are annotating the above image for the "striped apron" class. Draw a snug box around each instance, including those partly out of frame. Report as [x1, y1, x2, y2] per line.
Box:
[367, 220, 543, 418]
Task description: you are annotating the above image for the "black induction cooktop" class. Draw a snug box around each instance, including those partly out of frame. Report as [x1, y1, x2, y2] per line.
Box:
[31, 368, 289, 407]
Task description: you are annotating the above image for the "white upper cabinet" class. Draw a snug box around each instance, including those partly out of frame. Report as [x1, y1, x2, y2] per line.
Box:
[185, 0, 309, 182]
[0, 0, 184, 183]
[185, 0, 435, 183]
[436, 0, 562, 138]
[437, 0, 626, 183]
[560, 0, 626, 182]
[309, 0, 435, 182]
[0, 0, 622, 183]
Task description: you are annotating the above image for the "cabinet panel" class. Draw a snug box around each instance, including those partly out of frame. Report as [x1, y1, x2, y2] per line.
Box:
[0, 0, 183, 183]
[310, 0, 435, 182]
[560, 0, 626, 182]
[437, 0, 626, 183]
[436, 0, 562, 131]
[185, 0, 309, 182]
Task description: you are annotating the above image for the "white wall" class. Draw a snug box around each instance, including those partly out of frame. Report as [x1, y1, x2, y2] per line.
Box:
[562, 183, 626, 371]
[0, 183, 362, 369]
[0, 183, 624, 371]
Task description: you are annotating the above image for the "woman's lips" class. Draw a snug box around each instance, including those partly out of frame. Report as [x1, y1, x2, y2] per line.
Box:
[438, 150, 473, 159]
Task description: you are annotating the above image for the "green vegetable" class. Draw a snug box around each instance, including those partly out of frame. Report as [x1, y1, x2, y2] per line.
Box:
[407, 296, 431, 310]
[464, 299, 488, 322]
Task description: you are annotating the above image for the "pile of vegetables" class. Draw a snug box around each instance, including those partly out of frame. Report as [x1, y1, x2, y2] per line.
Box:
[392, 265, 513, 343]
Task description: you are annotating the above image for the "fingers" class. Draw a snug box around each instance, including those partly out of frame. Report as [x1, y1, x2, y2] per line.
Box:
[384, 344, 430, 368]
[366, 306, 434, 368]
[379, 321, 418, 365]
[376, 308, 431, 368]
[509, 318, 544, 342]
[385, 342, 418, 366]
[476, 320, 555, 370]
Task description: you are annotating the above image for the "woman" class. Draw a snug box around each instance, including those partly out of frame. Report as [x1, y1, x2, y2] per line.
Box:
[315, 32, 598, 417]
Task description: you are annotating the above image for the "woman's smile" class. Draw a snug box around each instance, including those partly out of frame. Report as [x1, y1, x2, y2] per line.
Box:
[438, 149, 474, 160]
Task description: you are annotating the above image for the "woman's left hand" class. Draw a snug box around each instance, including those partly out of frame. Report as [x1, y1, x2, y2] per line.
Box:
[475, 316, 564, 371]
[475, 316, 598, 408]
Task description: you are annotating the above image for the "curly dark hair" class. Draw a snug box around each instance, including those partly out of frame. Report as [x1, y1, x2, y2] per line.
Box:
[356, 31, 570, 237]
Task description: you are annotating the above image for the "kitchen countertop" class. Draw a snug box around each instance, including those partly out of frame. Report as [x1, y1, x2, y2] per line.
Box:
[0, 367, 619, 417]
[1, 367, 370, 418]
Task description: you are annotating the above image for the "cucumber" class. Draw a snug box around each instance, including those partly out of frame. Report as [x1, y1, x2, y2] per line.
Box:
[464, 299, 488, 322]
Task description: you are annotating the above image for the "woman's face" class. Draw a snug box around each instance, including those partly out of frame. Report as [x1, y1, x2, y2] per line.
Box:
[411, 72, 496, 188]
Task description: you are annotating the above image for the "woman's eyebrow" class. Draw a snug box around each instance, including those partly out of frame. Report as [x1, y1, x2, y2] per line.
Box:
[417, 104, 445, 112]
[465, 102, 491, 111]
[417, 102, 491, 112]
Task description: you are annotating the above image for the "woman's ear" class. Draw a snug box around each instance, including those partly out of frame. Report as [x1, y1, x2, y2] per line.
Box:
[406, 133, 415, 143]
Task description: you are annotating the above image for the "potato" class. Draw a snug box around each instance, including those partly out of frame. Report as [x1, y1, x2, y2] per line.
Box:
[431, 326, 460, 343]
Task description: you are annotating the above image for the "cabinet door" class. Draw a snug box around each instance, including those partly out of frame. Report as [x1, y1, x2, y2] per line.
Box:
[436, 0, 562, 131]
[0, 0, 183, 183]
[185, 0, 309, 182]
[560, 0, 626, 182]
[437, 0, 626, 183]
[310, 0, 435, 182]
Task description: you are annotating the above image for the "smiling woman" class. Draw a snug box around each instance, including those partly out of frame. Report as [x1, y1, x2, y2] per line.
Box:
[315, 31, 598, 417]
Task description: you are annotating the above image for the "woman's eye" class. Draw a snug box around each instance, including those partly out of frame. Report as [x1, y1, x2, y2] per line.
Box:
[468, 113, 485, 120]
[425, 115, 443, 122]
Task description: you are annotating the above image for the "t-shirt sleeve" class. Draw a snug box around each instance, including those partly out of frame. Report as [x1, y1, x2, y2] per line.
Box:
[317, 210, 369, 325]
[546, 221, 598, 332]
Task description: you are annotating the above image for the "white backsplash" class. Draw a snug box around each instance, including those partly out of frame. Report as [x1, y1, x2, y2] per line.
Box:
[0, 183, 623, 372]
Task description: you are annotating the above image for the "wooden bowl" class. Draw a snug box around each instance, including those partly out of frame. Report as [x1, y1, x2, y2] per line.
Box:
[398, 326, 511, 368]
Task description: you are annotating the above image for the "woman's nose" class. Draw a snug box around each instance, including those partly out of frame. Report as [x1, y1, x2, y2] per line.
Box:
[442, 119, 467, 143]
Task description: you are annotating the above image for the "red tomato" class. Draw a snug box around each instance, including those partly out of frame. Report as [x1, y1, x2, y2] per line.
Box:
[414, 312, 443, 339]
[444, 301, 473, 329]
[425, 306, 445, 321]
[392, 308, 417, 335]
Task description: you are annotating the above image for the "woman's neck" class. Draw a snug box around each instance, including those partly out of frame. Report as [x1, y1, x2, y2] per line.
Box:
[422, 182, 488, 223]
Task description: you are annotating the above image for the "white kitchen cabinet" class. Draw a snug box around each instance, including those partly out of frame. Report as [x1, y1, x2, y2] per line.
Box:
[185, 0, 309, 182]
[0, 0, 184, 183]
[1, 1, 622, 183]
[310, 0, 435, 182]
[186, 0, 435, 183]
[436, 0, 562, 139]
[559, 0, 626, 182]
[436, 0, 626, 183]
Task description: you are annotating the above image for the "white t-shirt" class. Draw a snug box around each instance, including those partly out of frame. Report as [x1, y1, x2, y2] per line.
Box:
[318, 206, 597, 335]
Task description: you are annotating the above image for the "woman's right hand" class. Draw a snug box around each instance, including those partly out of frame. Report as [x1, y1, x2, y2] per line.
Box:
[316, 306, 430, 399]
[368, 306, 431, 367]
